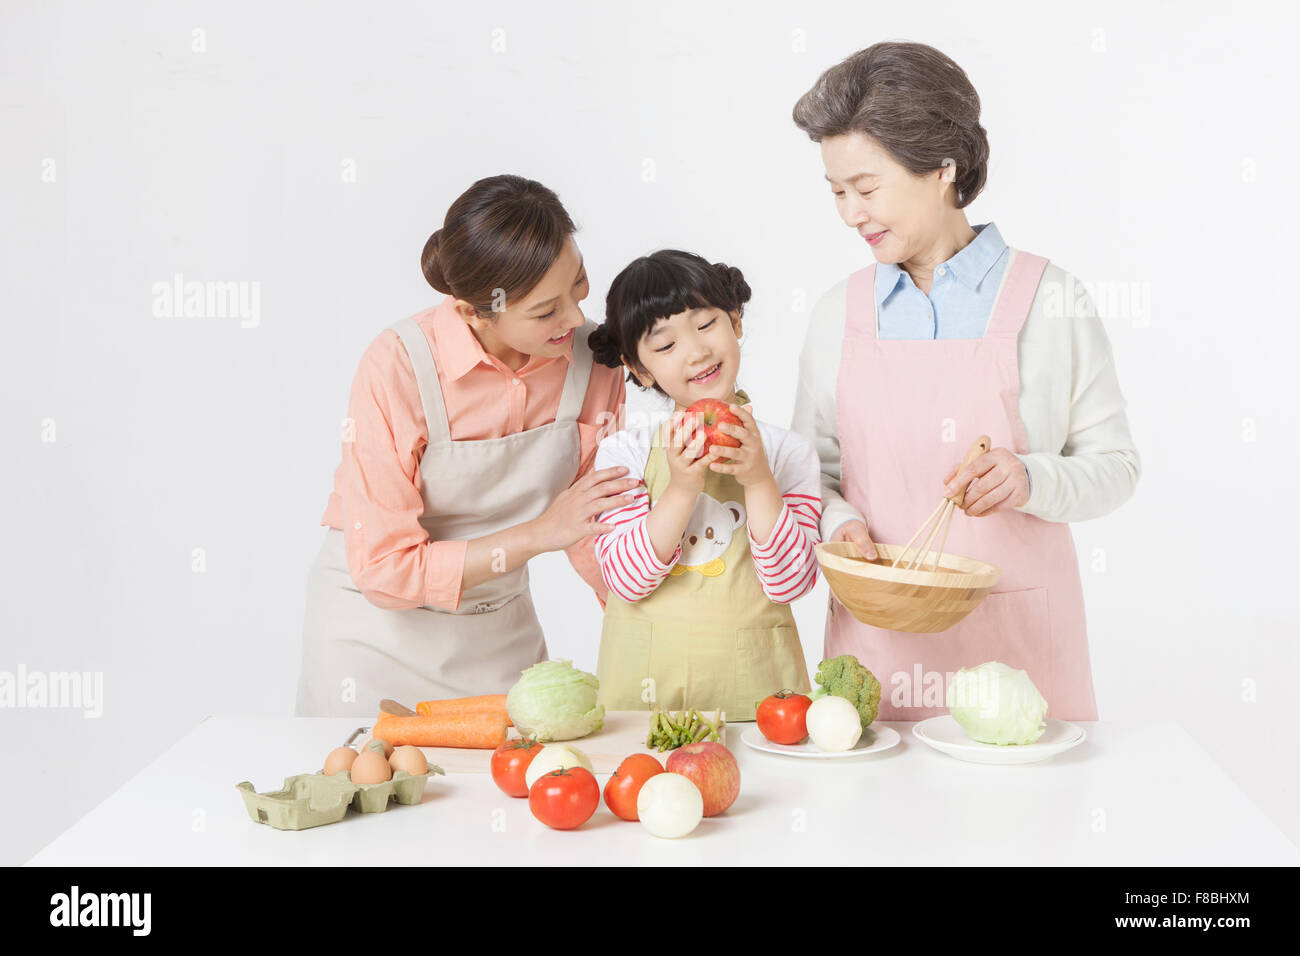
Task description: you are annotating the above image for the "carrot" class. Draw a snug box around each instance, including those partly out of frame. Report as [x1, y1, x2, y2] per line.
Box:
[372, 712, 508, 749]
[415, 694, 512, 726]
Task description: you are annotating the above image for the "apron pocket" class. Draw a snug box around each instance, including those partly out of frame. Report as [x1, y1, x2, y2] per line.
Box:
[596, 617, 654, 710]
[734, 625, 811, 722]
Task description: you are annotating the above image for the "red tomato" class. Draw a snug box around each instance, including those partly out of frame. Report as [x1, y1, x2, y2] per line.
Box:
[603, 753, 664, 821]
[756, 689, 812, 745]
[490, 738, 544, 797]
[529, 767, 601, 830]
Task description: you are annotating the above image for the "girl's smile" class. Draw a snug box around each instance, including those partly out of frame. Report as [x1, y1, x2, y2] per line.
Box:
[630, 306, 744, 408]
[689, 362, 722, 385]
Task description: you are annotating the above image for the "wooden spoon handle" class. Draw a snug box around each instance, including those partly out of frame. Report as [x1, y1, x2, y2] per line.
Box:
[947, 435, 991, 508]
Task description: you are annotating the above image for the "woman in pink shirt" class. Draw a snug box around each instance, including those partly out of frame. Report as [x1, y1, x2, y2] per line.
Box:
[295, 175, 639, 717]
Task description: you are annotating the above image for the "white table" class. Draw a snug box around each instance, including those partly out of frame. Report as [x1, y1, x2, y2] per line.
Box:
[26, 716, 1300, 866]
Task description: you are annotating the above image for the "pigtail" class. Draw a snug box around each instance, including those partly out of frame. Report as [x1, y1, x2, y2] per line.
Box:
[587, 322, 625, 369]
[711, 261, 752, 315]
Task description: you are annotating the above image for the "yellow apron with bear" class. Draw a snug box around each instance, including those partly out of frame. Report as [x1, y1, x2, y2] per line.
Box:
[595, 406, 811, 721]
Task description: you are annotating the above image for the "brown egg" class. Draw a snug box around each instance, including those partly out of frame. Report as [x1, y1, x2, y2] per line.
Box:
[350, 749, 393, 785]
[359, 735, 394, 758]
[323, 746, 358, 775]
[389, 745, 428, 776]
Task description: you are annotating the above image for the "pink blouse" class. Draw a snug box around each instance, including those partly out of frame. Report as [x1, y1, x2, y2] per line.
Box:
[320, 297, 626, 610]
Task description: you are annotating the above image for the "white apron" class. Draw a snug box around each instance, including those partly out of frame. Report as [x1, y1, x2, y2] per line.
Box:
[294, 317, 597, 716]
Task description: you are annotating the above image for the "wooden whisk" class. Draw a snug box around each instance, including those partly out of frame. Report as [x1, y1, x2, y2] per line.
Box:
[891, 435, 991, 572]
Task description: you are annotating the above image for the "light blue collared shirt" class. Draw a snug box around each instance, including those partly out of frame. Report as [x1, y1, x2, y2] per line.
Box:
[875, 222, 1009, 339]
[873, 221, 1031, 493]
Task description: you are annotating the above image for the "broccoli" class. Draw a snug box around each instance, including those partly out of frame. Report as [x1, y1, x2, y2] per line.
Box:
[810, 655, 881, 727]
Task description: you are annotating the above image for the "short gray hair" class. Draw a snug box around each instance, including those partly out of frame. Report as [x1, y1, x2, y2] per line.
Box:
[792, 42, 990, 208]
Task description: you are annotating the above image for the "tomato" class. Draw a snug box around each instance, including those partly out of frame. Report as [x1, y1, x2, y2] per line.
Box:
[603, 753, 664, 821]
[756, 689, 812, 745]
[490, 737, 544, 797]
[529, 766, 601, 830]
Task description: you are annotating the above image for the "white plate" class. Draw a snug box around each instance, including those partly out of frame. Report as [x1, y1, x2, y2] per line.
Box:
[739, 723, 901, 758]
[911, 716, 1085, 764]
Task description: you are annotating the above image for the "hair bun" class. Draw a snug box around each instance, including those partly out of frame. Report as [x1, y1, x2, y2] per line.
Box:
[587, 322, 623, 369]
[421, 230, 450, 293]
[713, 262, 752, 309]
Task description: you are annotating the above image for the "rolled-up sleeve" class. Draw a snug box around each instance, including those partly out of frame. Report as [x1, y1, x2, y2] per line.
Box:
[337, 331, 467, 611]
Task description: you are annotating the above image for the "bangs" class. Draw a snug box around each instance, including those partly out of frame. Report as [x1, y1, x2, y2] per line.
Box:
[608, 250, 740, 350]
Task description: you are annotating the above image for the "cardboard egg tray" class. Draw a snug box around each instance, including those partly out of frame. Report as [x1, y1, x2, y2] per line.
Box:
[236, 764, 445, 831]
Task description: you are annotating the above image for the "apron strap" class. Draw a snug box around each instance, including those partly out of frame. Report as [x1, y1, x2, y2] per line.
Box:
[389, 316, 453, 445]
[983, 250, 1049, 340]
[844, 264, 879, 339]
[555, 320, 597, 423]
[843, 252, 1048, 341]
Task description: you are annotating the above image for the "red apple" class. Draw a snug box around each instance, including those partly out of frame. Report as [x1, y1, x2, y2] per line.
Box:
[683, 398, 742, 458]
[665, 741, 740, 816]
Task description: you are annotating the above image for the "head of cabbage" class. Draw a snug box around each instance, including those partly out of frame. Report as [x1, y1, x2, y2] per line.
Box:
[506, 660, 605, 742]
[946, 661, 1048, 745]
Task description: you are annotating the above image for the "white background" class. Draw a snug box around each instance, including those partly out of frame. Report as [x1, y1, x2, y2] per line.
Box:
[2, 0, 1297, 866]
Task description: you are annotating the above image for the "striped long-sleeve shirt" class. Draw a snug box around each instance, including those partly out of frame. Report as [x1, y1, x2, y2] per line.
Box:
[593, 419, 823, 605]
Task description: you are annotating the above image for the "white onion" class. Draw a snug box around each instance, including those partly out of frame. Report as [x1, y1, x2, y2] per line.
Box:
[806, 695, 862, 752]
[524, 743, 592, 791]
[637, 773, 703, 838]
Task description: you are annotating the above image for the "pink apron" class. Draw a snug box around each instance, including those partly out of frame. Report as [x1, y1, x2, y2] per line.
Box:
[828, 249, 1098, 721]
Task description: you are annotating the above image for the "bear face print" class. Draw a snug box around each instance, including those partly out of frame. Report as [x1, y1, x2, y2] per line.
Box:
[679, 494, 747, 567]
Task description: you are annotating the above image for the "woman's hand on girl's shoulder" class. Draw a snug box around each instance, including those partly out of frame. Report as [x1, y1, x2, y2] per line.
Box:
[529, 465, 644, 552]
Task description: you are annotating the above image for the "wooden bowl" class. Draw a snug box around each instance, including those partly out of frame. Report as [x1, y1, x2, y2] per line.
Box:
[814, 541, 1002, 634]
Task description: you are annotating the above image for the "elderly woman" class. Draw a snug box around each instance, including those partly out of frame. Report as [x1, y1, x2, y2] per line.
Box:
[790, 42, 1140, 721]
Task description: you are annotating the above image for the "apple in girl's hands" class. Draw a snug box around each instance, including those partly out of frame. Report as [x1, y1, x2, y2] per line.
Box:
[703, 403, 775, 489]
[682, 399, 742, 458]
[665, 410, 724, 495]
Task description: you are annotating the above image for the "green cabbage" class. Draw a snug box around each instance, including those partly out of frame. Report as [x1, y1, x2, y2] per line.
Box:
[506, 660, 605, 741]
[946, 662, 1048, 745]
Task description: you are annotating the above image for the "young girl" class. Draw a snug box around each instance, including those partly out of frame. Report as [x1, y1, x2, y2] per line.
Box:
[587, 250, 819, 721]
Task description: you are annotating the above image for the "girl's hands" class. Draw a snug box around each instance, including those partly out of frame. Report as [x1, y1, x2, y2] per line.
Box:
[529, 466, 644, 551]
[943, 447, 1030, 517]
[830, 519, 878, 560]
[704, 403, 775, 489]
[665, 409, 722, 496]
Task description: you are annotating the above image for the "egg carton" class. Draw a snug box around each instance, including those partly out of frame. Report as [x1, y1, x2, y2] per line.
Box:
[236, 765, 445, 831]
